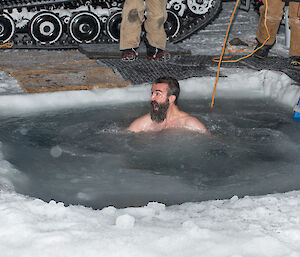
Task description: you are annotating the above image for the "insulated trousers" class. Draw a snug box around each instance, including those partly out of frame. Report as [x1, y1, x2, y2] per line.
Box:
[120, 0, 168, 50]
[256, 0, 300, 56]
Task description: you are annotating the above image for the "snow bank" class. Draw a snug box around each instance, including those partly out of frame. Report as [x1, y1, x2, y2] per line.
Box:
[1, 190, 300, 257]
[261, 70, 300, 107]
[0, 70, 299, 116]
[0, 71, 23, 95]
[0, 142, 26, 192]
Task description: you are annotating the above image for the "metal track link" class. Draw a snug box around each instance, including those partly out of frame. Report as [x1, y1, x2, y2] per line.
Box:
[0, 0, 71, 10]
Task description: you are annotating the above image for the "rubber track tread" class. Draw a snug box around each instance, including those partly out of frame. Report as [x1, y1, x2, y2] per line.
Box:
[0, 0, 222, 49]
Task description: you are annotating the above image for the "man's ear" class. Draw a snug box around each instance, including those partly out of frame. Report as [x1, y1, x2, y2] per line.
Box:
[169, 95, 176, 104]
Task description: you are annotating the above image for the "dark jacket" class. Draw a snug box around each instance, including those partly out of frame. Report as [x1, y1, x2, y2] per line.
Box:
[283, 0, 300, 2]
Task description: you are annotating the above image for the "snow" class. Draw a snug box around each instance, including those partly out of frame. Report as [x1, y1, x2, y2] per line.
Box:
[0, 2, 300, 257]
[1, 191, 300, 257]
[0, 69, 299, 117]
[0, 71, 23, 95]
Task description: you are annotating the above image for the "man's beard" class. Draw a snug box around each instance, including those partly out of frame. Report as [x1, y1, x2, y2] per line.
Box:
[150, 99, 169, 123]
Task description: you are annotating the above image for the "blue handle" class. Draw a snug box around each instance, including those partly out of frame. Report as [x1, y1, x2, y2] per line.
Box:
[293, 98, 300, 120]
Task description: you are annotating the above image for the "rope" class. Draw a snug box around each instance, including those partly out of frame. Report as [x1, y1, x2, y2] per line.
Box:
[0, 42, 14, 48]
[210, 0, 240, 109]
[210, 0, 270, 108]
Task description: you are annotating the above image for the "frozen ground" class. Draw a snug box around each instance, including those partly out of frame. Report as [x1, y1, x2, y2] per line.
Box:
[0, 2, 300, 257]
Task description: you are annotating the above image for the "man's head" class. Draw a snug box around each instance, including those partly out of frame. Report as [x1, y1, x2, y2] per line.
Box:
[150, 77, 180, 123]
[154, 77, 180, 105]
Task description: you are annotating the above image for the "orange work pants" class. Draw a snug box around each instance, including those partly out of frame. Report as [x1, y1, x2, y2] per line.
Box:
[256, 0, 300, 56]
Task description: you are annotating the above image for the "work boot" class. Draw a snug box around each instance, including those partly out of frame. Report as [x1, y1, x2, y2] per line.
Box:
[253, 41, 273, 59]
[146, 46, 171, 62]
[121, 48, 138, 62]
[144, 37, 171, 62]
[289, 56, 300, 69]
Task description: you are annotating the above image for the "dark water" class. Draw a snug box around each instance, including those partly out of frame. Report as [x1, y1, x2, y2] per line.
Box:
[0, 98, 299, 209]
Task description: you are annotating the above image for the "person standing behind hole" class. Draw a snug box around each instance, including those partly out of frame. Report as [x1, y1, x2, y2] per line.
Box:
[120, 0, 171, 62]
[254, 0, 300, 69]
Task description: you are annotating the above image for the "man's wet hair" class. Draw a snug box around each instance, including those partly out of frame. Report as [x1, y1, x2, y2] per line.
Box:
[154, 77, 180, 105]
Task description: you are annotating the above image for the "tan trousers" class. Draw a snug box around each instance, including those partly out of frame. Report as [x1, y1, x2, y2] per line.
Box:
[256, 0, 300, 56]
[120, 0, 168, 50]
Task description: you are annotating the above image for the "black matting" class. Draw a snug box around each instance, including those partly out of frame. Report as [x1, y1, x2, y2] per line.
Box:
[80, 43, 191, 59]
[98, 56, 216, 85]
[97, 55, 299, 85]
[209, 55, 300, 84]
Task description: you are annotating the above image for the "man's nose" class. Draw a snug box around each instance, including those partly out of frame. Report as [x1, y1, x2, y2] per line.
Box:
[151, 94, 155, 100]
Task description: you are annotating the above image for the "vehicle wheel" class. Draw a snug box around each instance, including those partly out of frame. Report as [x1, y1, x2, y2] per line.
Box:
[170, 0, 222, 43]
[0, 13, 15, 43]
[30, 12, 63, 44]
[165, 10, 180, 39]
[187, 0, 214, 15]
[69, 11, 101, 43]
[106, 11, 122, 42]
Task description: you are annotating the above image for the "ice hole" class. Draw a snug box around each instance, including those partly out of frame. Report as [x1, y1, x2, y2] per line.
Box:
[0, 73, 299, 209]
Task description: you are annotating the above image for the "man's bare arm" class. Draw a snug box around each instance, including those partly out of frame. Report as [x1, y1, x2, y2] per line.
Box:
[185, 116, 211, 135]
[127, 114, 150, 132]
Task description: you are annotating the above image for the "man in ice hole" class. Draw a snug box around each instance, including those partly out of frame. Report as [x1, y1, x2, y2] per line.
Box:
[127, 77, 210, 135]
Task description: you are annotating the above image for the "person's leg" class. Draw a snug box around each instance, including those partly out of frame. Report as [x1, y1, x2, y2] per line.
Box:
[256, 0, 285, 45]
[288, 2, 300, 68]
[120, 0, 145, 50]
[289, 2, 300, 57]
[144, 0, 168, 50]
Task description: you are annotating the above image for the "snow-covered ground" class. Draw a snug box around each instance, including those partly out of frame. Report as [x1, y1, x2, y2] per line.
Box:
[1, 2, 300, 257]
[1, 190, 300, 257]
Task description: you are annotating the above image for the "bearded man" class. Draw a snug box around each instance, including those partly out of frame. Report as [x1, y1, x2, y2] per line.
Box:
[127, 77, 210, 135]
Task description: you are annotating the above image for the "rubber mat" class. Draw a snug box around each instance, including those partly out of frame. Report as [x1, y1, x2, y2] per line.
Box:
[208, 55, 300, 83]
[79, 43, 192, 59]
[98, 56, 217, 85]
[97, 55, 299, 85]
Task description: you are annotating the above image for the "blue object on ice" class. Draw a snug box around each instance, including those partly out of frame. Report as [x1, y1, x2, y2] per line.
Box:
[293, 98, 300, 120]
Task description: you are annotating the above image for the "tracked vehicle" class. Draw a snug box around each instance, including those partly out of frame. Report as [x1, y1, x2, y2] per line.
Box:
[0, 0, 222, 49]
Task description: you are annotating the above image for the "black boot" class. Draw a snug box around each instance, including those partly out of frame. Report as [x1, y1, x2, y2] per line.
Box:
[289, 56, 300, 70]
[144, 37, 171, 62]
[253, 41, 273, 59]
[121, 48, 138, 62]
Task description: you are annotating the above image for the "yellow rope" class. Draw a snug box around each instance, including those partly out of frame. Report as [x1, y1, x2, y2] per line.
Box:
[210, 0, 270, 108]
[210, 0, 240, 109]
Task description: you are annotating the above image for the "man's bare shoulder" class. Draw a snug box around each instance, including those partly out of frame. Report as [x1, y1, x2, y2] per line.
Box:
[182, 114, 211, 135]
[127, 114, 151, 132]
